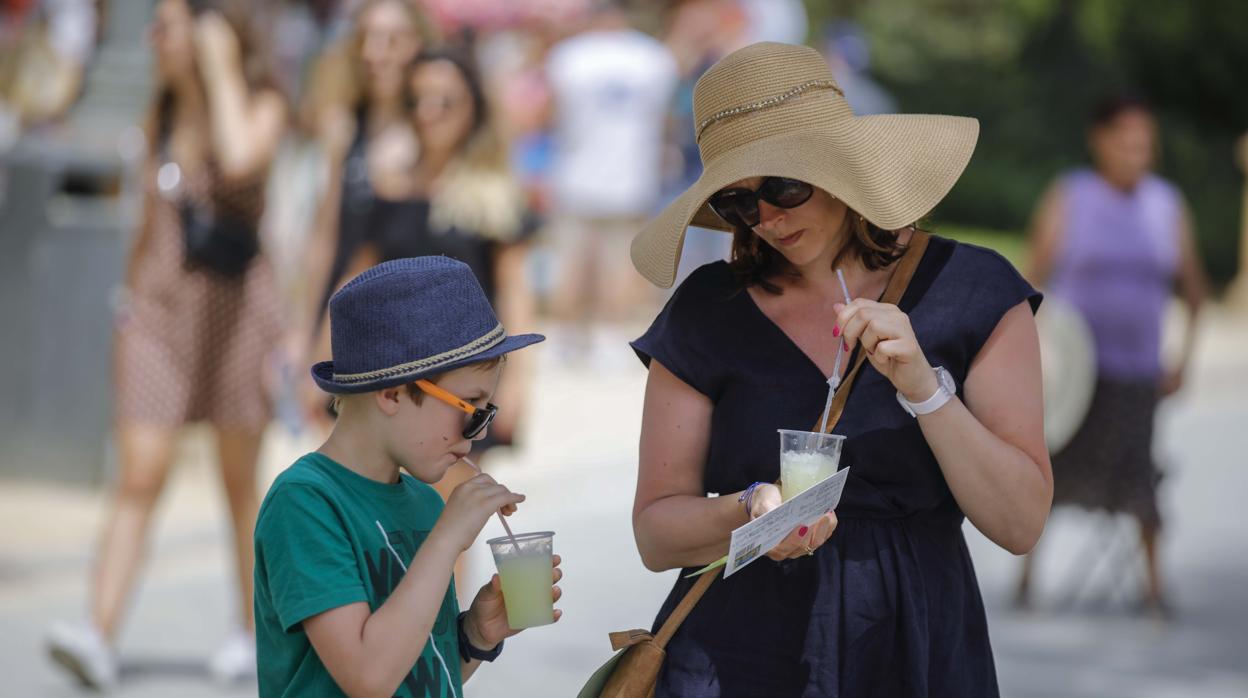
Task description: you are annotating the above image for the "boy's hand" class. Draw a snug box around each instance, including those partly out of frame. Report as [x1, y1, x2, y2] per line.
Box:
[432, 473, 525, 553]
[465, 555, 563, 649]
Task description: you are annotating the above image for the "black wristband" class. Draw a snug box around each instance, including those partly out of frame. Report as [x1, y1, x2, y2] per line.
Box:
[457, 611, 503, 663]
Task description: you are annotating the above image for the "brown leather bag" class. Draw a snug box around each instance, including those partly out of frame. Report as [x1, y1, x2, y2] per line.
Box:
[580, 233, 930, 698]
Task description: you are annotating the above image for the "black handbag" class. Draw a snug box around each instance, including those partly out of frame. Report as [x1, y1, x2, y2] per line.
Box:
[157, 130, 259, 277]
[179, 199, 259, 277]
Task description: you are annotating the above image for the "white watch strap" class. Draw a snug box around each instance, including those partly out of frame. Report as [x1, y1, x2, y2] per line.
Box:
[897, 367, 954, 416]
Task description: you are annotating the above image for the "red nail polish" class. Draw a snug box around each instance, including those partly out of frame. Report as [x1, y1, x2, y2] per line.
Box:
[832, 325, 840, 338]
[798, 526, 809, 537]
[843, 341, 850, 351]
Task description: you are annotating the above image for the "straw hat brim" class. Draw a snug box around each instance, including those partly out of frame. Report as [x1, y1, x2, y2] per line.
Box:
[311, 333, 545, 395]
[631, 113, 980, 288]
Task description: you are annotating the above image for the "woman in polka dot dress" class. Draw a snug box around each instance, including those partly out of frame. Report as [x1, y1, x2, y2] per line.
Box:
[47, 0, 287, 689]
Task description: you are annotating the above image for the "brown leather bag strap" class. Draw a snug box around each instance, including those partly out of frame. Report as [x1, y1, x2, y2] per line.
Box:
[653, 567, 719, 649]
[646, 231, 930, 652]
[813, 230, 930, 434]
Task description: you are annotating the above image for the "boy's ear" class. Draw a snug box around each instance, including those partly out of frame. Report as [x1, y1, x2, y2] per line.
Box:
[374, 386, 405, 416]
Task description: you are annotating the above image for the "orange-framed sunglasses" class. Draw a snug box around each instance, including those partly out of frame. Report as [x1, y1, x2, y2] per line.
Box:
[414, 379, 498, 439]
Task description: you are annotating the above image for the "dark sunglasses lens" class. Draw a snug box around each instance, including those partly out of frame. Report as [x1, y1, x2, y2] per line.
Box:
[763, 178, 814, 208]
[463, 404, 498, 439]
[708, 191, 760, 227]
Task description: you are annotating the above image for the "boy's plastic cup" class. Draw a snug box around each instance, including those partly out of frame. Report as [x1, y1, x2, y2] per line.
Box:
[778, 429, 845, 501]
[486, 531, 555, 630]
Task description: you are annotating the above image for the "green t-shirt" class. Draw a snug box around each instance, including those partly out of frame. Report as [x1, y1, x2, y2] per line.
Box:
[254, 452, 463, 698]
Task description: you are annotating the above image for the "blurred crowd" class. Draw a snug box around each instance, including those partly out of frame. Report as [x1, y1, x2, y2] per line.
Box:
[0, 0, 859, 403]
[0, 0, 910, 380]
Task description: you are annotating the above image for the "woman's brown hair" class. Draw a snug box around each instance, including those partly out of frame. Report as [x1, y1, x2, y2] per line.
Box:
[303, 0, 437, 121]
[729, 210, 911, 294]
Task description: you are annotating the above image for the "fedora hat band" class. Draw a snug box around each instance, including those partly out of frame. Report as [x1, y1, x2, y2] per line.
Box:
[331, 322, 505, 386]
[696, 85, 855, 163]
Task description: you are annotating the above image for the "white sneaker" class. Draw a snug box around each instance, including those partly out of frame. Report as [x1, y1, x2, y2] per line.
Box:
[46, 621, 119, 690]
[209, 629, 256, 684]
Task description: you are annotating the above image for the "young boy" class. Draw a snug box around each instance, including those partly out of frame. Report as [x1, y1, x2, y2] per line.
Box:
[254, 257, 560, 697]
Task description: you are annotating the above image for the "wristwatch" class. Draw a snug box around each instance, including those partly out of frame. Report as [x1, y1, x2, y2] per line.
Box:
[457, 611, 504, 663]
[896, 366, 956, 417]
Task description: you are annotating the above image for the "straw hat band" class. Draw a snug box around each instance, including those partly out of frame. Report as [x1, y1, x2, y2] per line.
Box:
[331, 322, 505, 384]
[697, 86, 854, 164]
[693, 40, 838, 115]
[695, 80, 843, 142]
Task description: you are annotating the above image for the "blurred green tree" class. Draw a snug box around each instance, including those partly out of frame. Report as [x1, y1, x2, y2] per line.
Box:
[805, 0, 1247, 286]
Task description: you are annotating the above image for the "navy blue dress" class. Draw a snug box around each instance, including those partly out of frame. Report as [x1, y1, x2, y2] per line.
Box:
[631, 236, 1041, 697]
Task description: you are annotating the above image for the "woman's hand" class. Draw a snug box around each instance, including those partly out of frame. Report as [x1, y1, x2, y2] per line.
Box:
[465, 555, 563, 649]
[834, 299, 939, 403]
[749, 484, 839, 560]
[191, 10, 286, 181]
[193, 12, 241, 79]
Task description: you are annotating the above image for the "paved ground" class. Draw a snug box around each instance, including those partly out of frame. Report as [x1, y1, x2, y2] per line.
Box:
[2, 308, 1247, 697]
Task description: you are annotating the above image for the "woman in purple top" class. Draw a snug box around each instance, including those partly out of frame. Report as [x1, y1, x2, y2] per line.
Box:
[1018, 96, 1208, 616]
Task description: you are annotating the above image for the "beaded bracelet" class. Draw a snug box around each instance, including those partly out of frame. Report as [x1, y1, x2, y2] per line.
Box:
[737, 481, 766, 517]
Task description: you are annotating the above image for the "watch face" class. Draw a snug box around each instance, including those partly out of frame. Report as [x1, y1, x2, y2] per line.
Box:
[937, 367, 955, 394]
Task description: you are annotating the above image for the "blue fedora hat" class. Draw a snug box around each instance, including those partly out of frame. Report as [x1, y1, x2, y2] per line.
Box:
[312, 256, 544, 394]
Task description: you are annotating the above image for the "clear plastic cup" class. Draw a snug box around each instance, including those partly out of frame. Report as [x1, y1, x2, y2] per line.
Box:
[778, 429, 845, 501]
[486, 531, 555, 630]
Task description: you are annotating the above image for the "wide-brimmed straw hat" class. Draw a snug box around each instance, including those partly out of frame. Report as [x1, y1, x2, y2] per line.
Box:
[312, 257, 544, 394]
[631, 41, 980, 288]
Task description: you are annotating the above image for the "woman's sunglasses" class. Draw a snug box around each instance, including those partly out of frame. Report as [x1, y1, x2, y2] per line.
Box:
[706, 177, 815, 228]
[414, 379, 498, 439]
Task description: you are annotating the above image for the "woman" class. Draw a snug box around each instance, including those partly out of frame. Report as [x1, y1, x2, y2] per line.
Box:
[628, 42, 1052, 696]
[46, 0, 286, 689]
[352, 49, 538, 555]
[298, 0, 432, 428]
[1016, 96, 1207, 616]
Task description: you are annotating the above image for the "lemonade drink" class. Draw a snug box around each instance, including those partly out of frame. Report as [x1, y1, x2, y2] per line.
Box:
[487, 531, 555, 629]
[780, 451, 840, 501]
[777, 429, 845, 501]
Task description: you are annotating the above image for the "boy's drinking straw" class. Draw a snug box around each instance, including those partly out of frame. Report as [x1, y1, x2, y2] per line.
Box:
[817, 269, 855, 434]
[460, 456, 522, 550]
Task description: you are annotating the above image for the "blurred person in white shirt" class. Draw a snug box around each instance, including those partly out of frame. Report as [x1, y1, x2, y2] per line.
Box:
[545, 0, 677, 356]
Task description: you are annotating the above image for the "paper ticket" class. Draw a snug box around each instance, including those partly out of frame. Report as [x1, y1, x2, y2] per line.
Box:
[723, 467, 849, 578]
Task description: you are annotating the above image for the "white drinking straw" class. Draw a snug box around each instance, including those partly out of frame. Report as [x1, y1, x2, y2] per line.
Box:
[836, 268, 853, 310]
[818, 269, 855, 433]
[460, 456, 521, 551]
